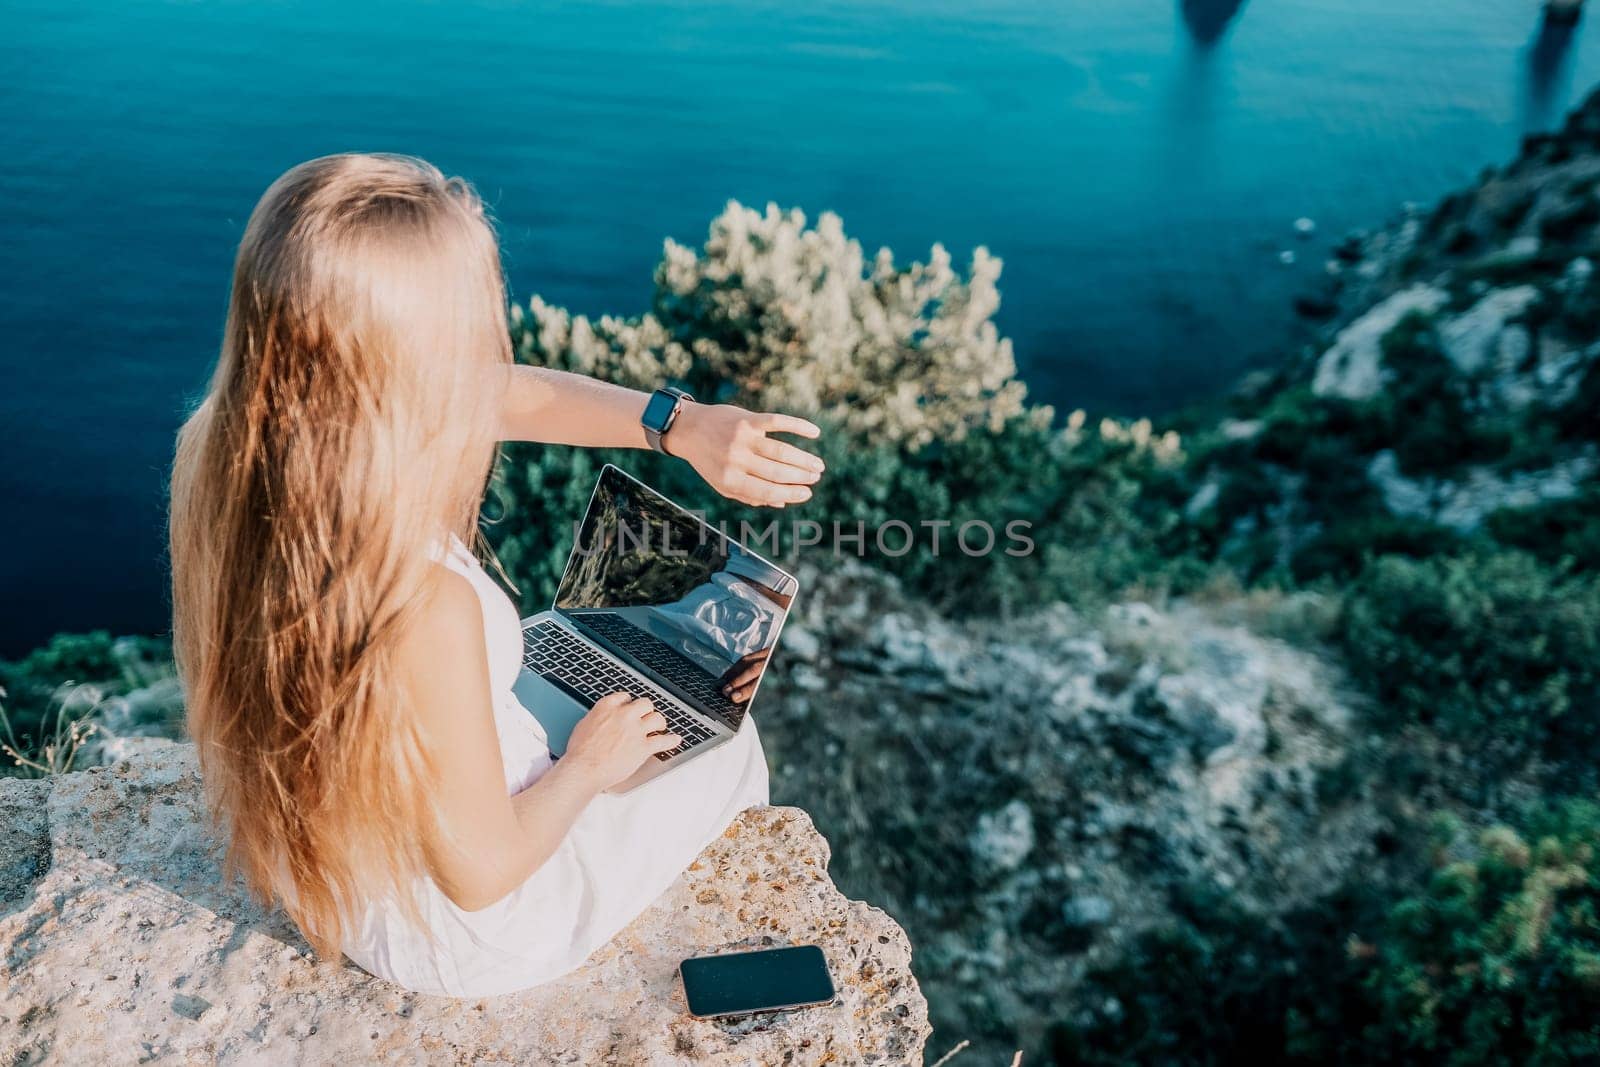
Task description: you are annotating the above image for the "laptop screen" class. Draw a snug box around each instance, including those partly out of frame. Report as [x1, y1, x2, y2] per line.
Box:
[553, 465, 797, 728]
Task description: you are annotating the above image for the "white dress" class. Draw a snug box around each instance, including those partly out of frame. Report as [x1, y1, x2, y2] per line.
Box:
[341, 536, 771, 997]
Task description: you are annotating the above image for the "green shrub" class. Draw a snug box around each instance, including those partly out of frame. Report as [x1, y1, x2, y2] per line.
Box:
[1290, 515, 1461, 584]
[1487, 188, 1538, 234]
[1185, 386, 1398, 583]
[1253, 392, 1384, 514]
[1527, 269, 1600, 346]
[1456, 247, 1578, 291]
[1486, 493, 1600, 571]
[514, 201, 1038, 450]
[496, 203, 1210, 616]
[1247, 387, 1380, 468]
[1539, 195, 1600, 243]
[1052, 885, 1392, 1066]
[1364, 312, 1511, 476]
[1339, 551, 1600, 761]
[490, 412, 1205, 618]
[1365, 803, 1600, 1065]
[1056, 806, 1600, 1067]
[1556, 358, 1600, 443]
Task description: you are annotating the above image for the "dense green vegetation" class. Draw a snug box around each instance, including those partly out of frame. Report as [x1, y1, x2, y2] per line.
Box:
[1368, 804, 1600, 1065]
[1059, 805, 1600, 1066]
[1341, 551, 1600, 764]
[1037, 304, 1599, 1060]
[1052, 885, 1392, 1065]
[493, 408, 1205, 621]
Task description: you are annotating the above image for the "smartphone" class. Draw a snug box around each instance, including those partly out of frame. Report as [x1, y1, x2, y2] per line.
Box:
[679, 944, 836, 1019]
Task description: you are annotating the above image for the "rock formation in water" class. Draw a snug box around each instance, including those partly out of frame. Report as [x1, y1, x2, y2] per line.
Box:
[0, 741, 929, 1065]
[1546, 0, 1586, 28]
[1179, 0, 1248, 46]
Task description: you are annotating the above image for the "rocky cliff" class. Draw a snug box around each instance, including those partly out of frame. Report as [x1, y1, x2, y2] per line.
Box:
[0, 741, 929, 1066]
[756, 562, 1380, 1057]
[1179, 89, 1600, 588]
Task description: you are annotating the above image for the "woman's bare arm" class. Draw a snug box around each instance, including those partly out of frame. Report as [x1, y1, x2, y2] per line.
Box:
[497, 365, 826, 508]
[402, 568, 677, 911]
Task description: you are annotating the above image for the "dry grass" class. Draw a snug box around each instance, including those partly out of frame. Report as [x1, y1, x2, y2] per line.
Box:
[0, 683, 102, 777]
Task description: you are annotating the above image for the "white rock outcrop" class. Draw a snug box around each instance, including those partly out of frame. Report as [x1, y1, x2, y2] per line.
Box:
[1312, 284, 1448, 400]
[0, 742, 929, 1065]
[1367, 447, 1599, 531]
[1436, 285, 1540, 376]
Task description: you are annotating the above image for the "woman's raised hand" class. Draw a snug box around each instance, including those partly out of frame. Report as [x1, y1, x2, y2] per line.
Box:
[665, 403, 825, 508]
[563, 692, 679, 791]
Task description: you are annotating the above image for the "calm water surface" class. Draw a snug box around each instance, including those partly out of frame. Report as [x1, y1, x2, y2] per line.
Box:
[4, 0, 1599, 651]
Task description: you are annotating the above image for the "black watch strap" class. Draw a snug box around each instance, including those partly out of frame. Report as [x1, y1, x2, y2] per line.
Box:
[643, 386, 694, 454]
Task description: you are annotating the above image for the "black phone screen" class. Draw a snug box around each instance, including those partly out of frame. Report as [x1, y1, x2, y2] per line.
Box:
[679, 945, 836, 1018]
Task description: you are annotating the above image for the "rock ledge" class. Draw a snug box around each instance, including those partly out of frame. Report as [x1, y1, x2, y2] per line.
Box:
[0, 742, 928, 1065]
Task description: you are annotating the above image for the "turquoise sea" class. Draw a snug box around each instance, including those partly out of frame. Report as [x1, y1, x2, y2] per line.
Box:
[4, 0, 1600, 651]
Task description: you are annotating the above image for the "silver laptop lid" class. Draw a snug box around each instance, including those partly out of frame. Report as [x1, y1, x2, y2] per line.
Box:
[551, 464, 798, 730]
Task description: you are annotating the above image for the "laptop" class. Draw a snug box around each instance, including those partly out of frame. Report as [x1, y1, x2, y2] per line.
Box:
[511, 464, 799, 793]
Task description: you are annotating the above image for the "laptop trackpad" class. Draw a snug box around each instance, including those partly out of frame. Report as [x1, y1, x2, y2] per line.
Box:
[511, 669, 588, 758]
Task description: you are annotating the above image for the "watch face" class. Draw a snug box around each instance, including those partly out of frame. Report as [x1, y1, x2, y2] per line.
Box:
[643, 390, 680, 431]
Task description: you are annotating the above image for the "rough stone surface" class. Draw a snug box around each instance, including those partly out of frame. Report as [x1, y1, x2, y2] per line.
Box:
[758, 561, 1377, 1060]
[1368, 447, 1599, 531]
[1311, 284, 1447, 399]
[0, 743, 929, 1066]
[970, 800, 1035, 873]
[1436, 285, 1540, 375]
[0, 777, 51, 918]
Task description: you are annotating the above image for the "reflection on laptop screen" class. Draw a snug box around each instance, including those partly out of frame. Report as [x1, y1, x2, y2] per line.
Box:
[554, 466, 795, 728]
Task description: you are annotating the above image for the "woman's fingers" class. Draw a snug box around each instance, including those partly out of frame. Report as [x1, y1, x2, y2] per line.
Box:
[742, 452, 821, 488]
[591, 691, 633, 713]
[649, 732, 683, 754]
[641, 710, 668, 732]
[755, 483, 812, 507]
[727, 470, 812, 508]
[681, 405, 823, 508]
[758, 413, 821, 439]
[754, 435, 825, 475]
[737, 419, 824, 503]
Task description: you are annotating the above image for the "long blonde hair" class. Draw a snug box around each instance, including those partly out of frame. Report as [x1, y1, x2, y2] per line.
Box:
[170, 154, 510, 955]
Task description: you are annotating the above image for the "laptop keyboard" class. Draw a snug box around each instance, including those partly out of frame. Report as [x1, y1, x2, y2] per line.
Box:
[522, 619, 717, 761]
[578, 611, 746, 726]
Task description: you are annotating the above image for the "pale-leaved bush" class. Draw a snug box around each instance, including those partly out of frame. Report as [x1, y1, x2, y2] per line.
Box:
[512, 201, 1047, 449]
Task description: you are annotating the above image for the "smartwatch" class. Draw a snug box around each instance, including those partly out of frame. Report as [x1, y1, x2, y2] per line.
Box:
[642, 386, 694, 455]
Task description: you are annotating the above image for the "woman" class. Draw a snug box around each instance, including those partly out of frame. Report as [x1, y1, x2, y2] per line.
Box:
[169, 153, 825, 996]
